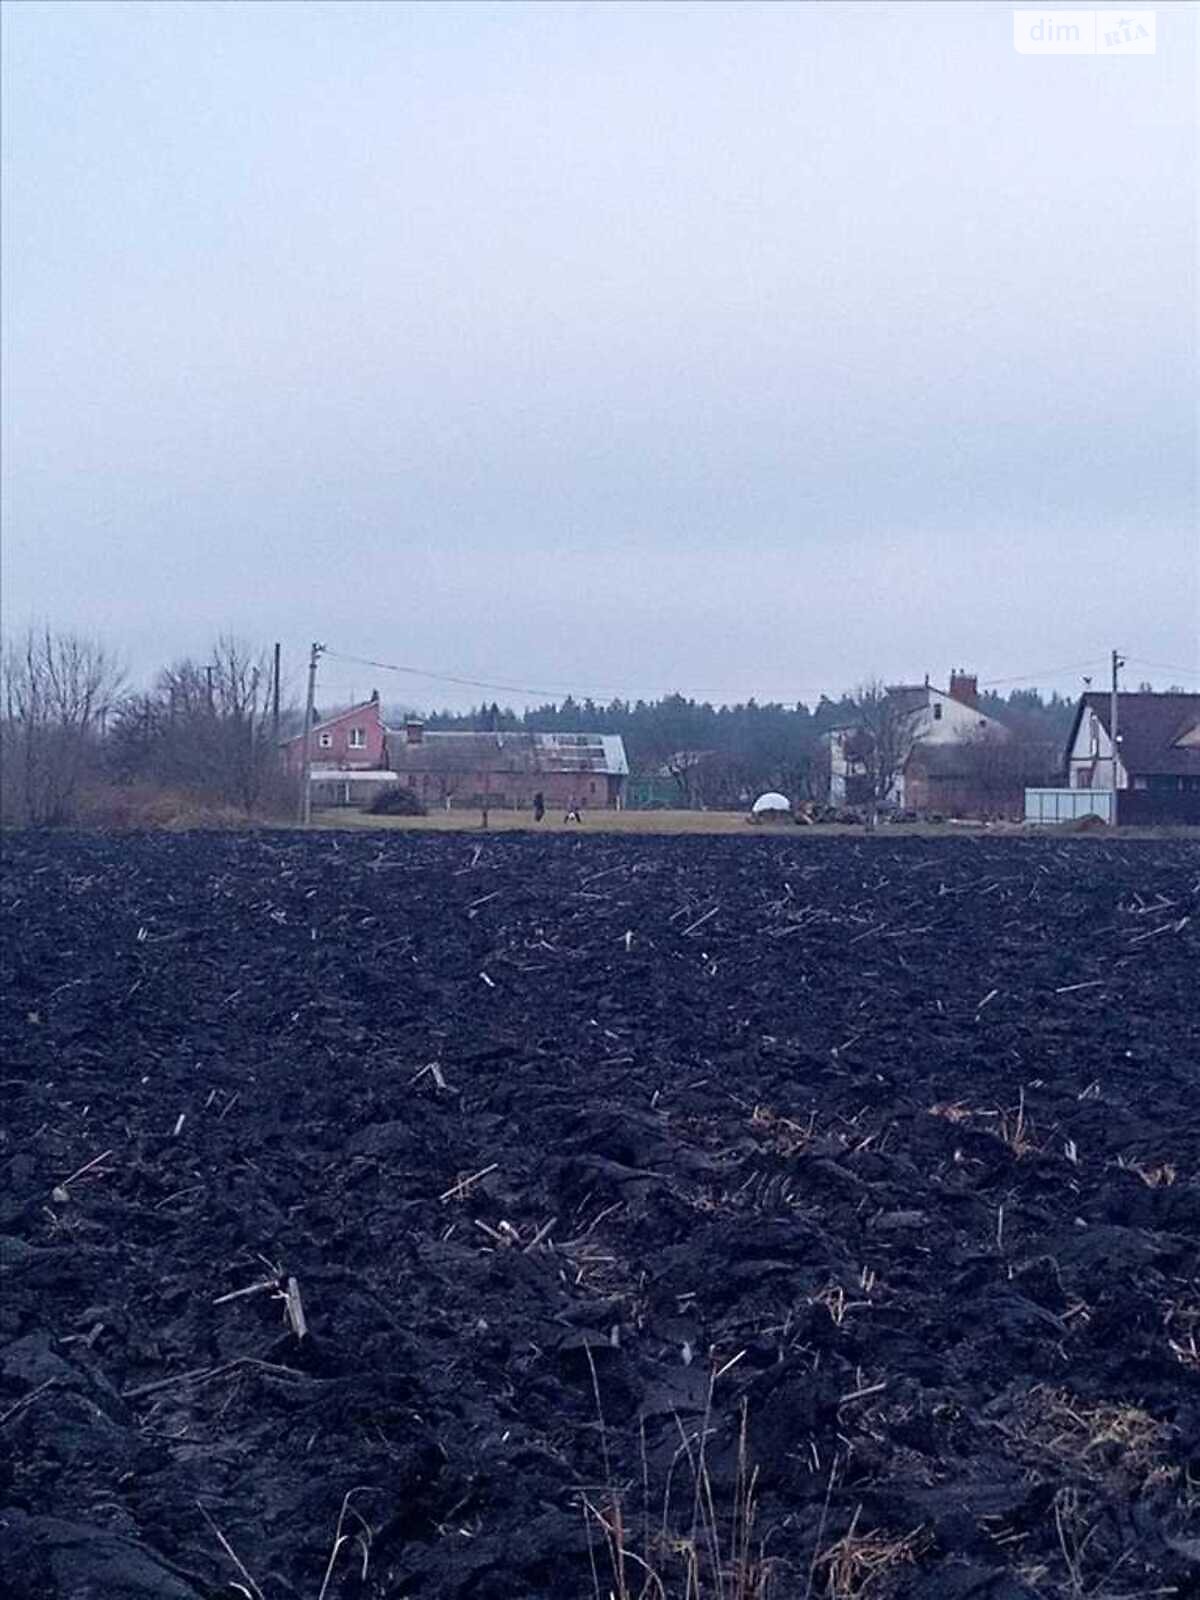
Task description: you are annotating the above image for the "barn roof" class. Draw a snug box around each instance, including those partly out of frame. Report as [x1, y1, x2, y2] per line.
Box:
[385, 729, 628, 777]
[1068, 692, 1200, 778]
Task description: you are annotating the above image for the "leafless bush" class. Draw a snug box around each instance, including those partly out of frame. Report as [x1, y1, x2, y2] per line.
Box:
[108, 635, 289, 815]
[1, 626, 124, 825]
[76, 784, 254, 831]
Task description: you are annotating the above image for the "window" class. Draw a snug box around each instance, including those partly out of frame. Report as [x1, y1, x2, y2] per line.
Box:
[932, 703, 942, 721]
[318, 731, 333, 749]
[348, 727, 366, 749]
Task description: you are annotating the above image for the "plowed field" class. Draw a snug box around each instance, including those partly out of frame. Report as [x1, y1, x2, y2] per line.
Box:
[2, 832, 1197, 1600]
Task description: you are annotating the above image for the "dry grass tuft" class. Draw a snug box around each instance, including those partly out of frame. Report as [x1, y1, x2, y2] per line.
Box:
[749, 1105, 817, 1156]
[927, 1093, 1042, 1158]
[810, 1279, 876, 1329]
[1050, 1486, 1099, 1596]
[1117, 1156, 1178, 1188]
[814, 1508, 928, 1598]
[996, 1089, 1037, 1159]
[1013, 1386, 1172, 1484]
[582, 1367, 777, 1600]
[927, 1102, 972, 1124]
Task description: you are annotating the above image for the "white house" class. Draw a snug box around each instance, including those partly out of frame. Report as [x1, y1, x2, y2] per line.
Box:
[825, 672, 1007, 809]
[1063, 692, 1200, 802]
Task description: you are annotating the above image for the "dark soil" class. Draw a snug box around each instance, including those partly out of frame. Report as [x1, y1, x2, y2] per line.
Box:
[2, 831, 1198, 1600]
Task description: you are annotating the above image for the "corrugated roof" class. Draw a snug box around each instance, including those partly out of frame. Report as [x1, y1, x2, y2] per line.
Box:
[383, 729, 628, 777]
[1071, 692, 1200, 778]
[534, 732, 629, 776]
[387, 732, 536, 775]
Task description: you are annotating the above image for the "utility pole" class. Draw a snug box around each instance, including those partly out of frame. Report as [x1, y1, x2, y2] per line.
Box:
[481, 704, 495, 831]
[271, 642, 281, 745]
[1110, 647, 1125, 821]
[299, 642, 325, 826]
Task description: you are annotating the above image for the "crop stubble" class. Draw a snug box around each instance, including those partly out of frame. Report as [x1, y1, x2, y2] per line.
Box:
[1, 831, 1197, 1598]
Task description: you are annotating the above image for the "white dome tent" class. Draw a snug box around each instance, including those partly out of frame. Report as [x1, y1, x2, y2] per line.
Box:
[751, 792, 791, 816]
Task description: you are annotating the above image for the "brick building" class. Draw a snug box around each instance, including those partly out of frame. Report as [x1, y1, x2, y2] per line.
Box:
[282, 699, 628, 811]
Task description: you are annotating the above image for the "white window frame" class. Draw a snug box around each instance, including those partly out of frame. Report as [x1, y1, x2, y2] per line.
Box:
[348, 727, 366, 750]
[318, 731, 333, 749]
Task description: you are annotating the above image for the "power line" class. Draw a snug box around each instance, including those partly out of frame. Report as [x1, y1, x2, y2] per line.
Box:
[1123, 657, 1200, 681]
[323, 649, 830, 707]
[323, 645, 1141, 711]
[977, 659, 1108, 688]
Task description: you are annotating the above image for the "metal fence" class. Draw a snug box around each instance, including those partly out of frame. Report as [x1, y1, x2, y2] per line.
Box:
[1024, 787, 1115, 825]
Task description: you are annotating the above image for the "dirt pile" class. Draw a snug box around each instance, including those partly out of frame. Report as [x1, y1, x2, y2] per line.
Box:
[2, 832, 1197, 1598]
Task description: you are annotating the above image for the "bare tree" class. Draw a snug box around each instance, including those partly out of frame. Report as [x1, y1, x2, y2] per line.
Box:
[800, 739, 832, 805]
[1, 627, 124, 825]
[765, 745, 815, 807]
[109, 636, 285, 814]
[207, 635, 279, 812]
[956, 726, 1060, 816]
[663, 748, 711, 808]
[853, 680, 914, 826]
[414, 737, 478, 810]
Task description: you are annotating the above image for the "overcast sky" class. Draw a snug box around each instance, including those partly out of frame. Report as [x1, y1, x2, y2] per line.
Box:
[2, 0, 1196, 711]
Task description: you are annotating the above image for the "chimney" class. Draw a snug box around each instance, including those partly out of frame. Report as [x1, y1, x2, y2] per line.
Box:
[405, 718, 424, 745]
[948, 670, 978, 709]
[370, 688, 380, 704]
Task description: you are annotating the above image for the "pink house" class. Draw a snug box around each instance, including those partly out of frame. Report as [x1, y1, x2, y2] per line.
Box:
[282, 693, 387, 776]
[283, 694, 629, 810]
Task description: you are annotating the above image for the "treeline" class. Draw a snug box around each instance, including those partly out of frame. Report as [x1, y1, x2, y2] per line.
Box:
[2, 624, 1084, 826]
[1, 629, 290, 827]
[421, 687, 1076, 804]
[426, 693, 834, 790]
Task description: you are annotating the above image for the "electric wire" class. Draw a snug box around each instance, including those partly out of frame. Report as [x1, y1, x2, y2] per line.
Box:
[1123, 657, 1200, 681]
[324, 647, 1117, 710]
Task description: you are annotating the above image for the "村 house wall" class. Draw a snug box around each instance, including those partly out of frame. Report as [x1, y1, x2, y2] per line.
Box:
[1067, 711, 1126, 790]
[919, 693, 999, 745]
[390, 766, 619, 809]
[285, 705, 386, 774]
